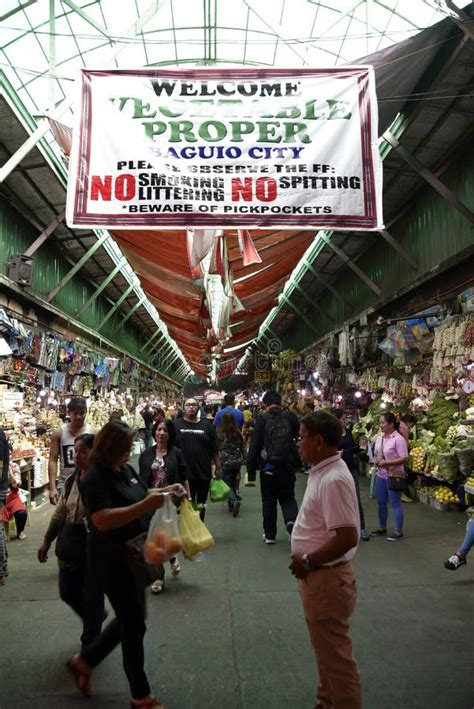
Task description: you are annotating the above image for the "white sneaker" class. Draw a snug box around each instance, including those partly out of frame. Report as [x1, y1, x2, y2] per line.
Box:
[17, 532, 27, 540]
[444, 554, 466, 570]
[262, 534, 276, 544]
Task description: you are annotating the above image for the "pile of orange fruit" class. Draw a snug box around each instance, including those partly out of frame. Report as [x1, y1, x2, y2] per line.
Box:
[144, 530, 183, 564]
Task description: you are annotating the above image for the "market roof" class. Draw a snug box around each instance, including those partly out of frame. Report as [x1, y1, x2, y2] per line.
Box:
[1, 1, 473, 382]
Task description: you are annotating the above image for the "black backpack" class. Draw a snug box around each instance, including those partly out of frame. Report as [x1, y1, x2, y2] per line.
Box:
[262, 412, 296, 467]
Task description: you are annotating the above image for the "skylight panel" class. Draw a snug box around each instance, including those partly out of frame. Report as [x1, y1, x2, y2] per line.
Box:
[216, 28, 249, 63]
[143, 30, 178, 66]
[169, 0, 203, 27]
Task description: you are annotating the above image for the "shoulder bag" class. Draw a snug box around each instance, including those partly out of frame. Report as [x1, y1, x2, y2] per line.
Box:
[383, 436, 406, 491]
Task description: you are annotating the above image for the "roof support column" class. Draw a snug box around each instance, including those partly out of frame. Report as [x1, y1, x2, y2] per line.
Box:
[383, 131, 474, 225]
[318, 233, 382, 297]
[47, 232, 109, 302]
[97, 284, 134, 331]
[49, 0, 56, 109]
[24, 210, 65, 257]
[75, 257, 127, 318]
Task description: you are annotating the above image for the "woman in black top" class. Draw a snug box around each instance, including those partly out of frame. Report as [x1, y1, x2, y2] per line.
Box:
[138, 420, 190, 592]
[69, 421, 186, 709]
[334, 409, 369, 542]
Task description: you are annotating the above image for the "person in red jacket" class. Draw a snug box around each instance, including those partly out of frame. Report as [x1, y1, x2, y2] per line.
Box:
[2, 464, 27, 540]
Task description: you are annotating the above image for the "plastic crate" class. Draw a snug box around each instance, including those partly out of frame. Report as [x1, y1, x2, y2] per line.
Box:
[416, 491, 430, 505]
[429, 498, 461, 512]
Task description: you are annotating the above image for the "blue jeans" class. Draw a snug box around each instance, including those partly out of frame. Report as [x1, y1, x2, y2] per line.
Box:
[375, 476, 404, 532]
[222, 463, 241, 509]
[459, 519, 474, 556]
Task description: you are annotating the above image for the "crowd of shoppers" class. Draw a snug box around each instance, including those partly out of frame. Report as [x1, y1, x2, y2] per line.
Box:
[2, 388, 470, 708]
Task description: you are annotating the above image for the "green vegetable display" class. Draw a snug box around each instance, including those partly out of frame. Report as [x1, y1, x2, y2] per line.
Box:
[425, 397, 458, 437]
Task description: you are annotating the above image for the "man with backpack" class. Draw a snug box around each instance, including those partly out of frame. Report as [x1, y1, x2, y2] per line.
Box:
[247, 390, 299, 544]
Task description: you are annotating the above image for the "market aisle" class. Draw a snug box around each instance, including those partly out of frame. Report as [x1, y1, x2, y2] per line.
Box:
[1, 473, 473, 709]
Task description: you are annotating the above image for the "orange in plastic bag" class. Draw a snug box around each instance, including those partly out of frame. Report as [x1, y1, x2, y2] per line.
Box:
[144, 494, 182, 564]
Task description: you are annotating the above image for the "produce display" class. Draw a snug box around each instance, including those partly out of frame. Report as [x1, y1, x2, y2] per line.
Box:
[409, 446, 426, 472]
[423, 396, 459, 437]
[352, 387, 474, 513]
[430, 486, 459, 504]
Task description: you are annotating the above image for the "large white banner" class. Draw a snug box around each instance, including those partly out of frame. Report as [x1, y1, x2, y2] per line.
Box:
[66, 68, 383, 230]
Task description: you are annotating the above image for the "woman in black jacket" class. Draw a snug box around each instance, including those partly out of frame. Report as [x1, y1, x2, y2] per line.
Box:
[138, 420, 190, 592]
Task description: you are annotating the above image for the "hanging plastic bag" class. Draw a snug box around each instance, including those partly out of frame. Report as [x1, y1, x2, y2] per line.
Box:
[144, 493, 183, 565]
[178, 498, 214, 560]
[209, 477, 231, 502]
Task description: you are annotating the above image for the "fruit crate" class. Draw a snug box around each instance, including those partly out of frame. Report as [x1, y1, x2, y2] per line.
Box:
[429, 497, 461, 512]
[416, 491, 431, 505]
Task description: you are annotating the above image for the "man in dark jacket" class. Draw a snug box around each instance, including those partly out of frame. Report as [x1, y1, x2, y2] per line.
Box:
[0, 427, 10, 584]
[247, 390, 299, 544]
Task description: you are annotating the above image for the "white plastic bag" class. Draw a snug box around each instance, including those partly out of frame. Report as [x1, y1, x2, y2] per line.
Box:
[144, 493, 183, 564]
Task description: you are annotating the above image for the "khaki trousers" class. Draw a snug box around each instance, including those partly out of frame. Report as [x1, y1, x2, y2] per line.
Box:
[298, 561, 362, 709]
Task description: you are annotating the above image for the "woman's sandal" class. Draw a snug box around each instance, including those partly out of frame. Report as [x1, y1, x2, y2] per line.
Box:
[170, 558, 181, 578]
[150, 579, 164, 595]
[66, 654, 92, 697]
[130, 696, 167, 708]
[0, 576, 5, 587]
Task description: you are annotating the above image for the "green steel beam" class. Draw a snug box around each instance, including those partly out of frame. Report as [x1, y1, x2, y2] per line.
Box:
[280, 294, 320, 337]
[302, 256, 349, 308]
[49, 0, 56, 110]
[384, 131, 474, 226]
[47, 232, 110, 302]
[154, 347, 180, 369]
[292, 281, 337, 326]
[318, 233, 382, 297]
[0, 1, 37, 22]
[97, 284, 134, 332]
[75, 258, 127, 318]
[142, 329, 165, 354]
[119, 296, 146, 327]
[62, 0, 113, 40]
[24, 209, 65, 257]
[379, 229, 418, 271]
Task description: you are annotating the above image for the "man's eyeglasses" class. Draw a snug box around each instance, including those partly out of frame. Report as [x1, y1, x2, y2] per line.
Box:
[185, 402, 198, 407]
[297, 434, 314, 441]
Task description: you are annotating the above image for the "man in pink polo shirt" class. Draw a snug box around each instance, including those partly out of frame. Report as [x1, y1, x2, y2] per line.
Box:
[290, 412, 362, 709]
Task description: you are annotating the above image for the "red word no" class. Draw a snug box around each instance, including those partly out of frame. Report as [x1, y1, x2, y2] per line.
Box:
[90, 174, 136, 201]
[231, 177, 277, 203]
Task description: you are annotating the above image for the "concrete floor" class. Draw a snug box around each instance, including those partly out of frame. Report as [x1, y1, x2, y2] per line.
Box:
[1, 473, 473, 709]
